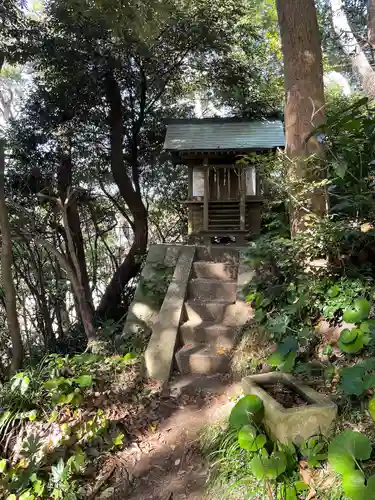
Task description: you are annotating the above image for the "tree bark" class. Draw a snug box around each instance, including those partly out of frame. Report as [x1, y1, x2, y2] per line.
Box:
[276, 0, 327, 233]
[0, 140, 24, 372]
[96, 70, 148, 320]
[57, 155, 94, 314]
[331, 0, 375, 98]
[369, 0, 375, 52]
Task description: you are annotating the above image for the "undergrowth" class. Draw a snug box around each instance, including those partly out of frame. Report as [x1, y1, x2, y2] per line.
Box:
[0, 352, 138, 499]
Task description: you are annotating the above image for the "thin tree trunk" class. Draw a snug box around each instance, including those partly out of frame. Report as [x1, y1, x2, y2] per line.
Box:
[0, 140, 24, 372]
[369, 0, 375, 52]
[276, 0, 327, 233]
[331, 0, 375, 98]
[57, 155, 94, 314]
[97, 70, 148, 320]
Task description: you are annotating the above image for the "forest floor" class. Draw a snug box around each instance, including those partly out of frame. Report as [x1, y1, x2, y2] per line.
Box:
[114, 373, 241, 500]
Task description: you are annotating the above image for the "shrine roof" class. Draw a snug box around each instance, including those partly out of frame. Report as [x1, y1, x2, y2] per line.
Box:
[163, 118, 285, 153]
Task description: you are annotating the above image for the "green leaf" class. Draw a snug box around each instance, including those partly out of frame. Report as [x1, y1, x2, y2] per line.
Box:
[0, 458, 6, 473]
[328, 285, 340, 298]
[339, 328, 358, 345]
[19, 490, 35, 500]
[278, 336, 298, 356]
[48, 410, 58, 423]
[342, 470, 366, 499]
[268, 351, 284, 367]
[112, 433, 125, 447]
[74, 375, 93, 387]
[343, 308, 362, 324]
[363, 374, 375, 390]
[28, 410, 37, 422]
[6, 495, 17, 500]
[238, 425, 266, 451]
[20, 376, 30, 395]
[254, 309, 265, 322]
[279, 351, 297, 372]
[294, 481, 309, 492]
[328, 430, 372, 475]
[251, 451, 287, 480]
[354, 298, 371, 320]
[369, 395, 375, 421]
[44, 378, 68, 390]
[332, 160, 348, 179]
[338, 331, 365, 354]
[229, 395, 264, 429]
[237, 424, 257, 449]
[122, 352, 136, 362]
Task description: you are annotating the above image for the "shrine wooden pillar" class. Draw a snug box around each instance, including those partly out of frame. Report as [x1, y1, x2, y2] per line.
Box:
[239, 164, 246, 230]
[203, 158, 209, 232]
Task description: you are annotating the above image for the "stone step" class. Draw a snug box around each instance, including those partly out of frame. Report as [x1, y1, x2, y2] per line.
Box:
[175, 345, 230, 375]
[193, 261, 238, 280]
[184, 301, 227, 322]
[195, 246, 240, 264]
[179, 321, 237, 349]
[188, 279, 237, 302]
[184, 300, 253, 324]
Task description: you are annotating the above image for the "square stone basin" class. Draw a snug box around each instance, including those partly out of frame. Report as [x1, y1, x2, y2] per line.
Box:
[242, 372, 337, 444]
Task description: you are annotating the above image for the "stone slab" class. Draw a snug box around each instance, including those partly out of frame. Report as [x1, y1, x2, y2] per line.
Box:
[145, 246, 196, 383]
[180, 320, 238, 348]
[188, 279, 237, 302]
[242, 373, 337, 444]
[175, 344, 230, 375]
[193, 261, 238, 280]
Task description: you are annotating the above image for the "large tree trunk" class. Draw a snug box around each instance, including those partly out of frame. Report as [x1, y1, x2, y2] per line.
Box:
[276, 0, 327, 233]
[331, 0, 375, 98]
[96, 71, 148, 321]
[0, 140, 24, 372]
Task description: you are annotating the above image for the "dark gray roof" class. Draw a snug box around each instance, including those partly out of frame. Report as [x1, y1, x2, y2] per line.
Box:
[164, 118, 285, 152]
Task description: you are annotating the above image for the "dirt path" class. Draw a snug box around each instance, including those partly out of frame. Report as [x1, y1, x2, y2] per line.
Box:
[119, 374, 241, 500]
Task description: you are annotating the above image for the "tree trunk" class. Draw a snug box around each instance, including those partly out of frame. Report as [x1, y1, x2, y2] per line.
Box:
[331, 0, 375, 98]
[57, 155, 94, 314]
[369, 0, 375, 52]
[0, 140, 24, 372]
[97, 71, 148, 320]
[276, 0, 327, 233]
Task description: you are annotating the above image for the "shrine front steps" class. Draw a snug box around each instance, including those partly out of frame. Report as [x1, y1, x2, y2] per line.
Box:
[175, 253, 252, 376]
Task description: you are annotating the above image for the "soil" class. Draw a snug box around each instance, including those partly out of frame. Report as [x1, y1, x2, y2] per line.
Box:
[100, 373, 242, 500]
[259, 382, 311, 409]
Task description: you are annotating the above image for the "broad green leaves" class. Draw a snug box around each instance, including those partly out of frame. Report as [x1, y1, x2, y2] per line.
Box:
[339, 361, 375, 396]
[238, 425, 267, 451]
[229, 395, 264, 429]
[328, 430, 372, 476]
[251, 449, 287, 480]
[268, 336, 298, 372]
[343, 298, 371, 324]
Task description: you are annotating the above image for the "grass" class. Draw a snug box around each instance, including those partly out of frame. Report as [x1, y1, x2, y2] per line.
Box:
[231, 325, 273, 378]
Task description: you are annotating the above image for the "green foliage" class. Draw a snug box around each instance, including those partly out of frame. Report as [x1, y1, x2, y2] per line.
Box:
[337, 298, 374, 354]
[300, 437, 327, 468]
[339, 359, 375, 397]
[328, 430, 375, 499]
[0, 352, 135, 498]
[229, 395, 264, 429]
[268, 336, 298, 372]
[141, 264, 174, 305]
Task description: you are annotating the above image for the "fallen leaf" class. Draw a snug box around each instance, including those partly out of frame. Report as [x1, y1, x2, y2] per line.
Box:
[299, 460, 317, 500]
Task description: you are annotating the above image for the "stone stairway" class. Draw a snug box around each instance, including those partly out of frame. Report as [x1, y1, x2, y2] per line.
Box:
[175, 247, 250, 375]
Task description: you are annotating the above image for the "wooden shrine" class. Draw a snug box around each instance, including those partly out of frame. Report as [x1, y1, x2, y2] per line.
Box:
[163, 118, 285, 244]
